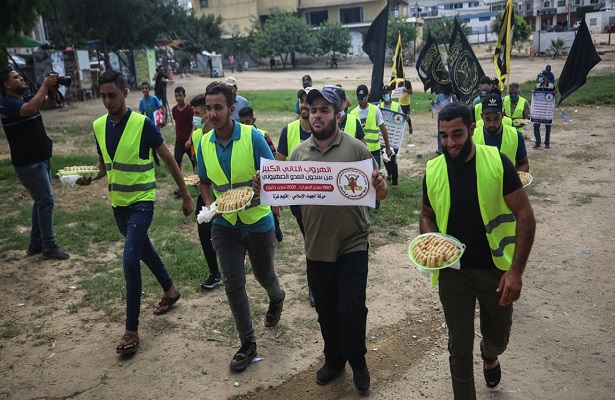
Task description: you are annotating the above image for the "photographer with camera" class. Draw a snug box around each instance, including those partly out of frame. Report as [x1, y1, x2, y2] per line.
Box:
[0, 68, 70, 260]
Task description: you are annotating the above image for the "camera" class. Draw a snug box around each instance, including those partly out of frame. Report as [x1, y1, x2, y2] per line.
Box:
[46, 71, 72, 87]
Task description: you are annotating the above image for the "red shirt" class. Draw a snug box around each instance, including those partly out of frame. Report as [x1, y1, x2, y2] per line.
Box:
[172, 104, 194, 141]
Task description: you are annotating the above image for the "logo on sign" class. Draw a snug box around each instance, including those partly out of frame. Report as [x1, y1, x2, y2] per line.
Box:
[337, 168, 370, 200]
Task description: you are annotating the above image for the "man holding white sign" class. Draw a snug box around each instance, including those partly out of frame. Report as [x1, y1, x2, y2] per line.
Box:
[256, 86, 387, 394]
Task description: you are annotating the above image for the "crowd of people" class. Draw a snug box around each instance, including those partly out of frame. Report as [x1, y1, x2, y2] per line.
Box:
[1, 63, 548, 397]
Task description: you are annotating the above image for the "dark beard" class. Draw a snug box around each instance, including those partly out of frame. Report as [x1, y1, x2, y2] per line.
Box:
[311, 118, 337, 141]
[443, 136, 473, 167]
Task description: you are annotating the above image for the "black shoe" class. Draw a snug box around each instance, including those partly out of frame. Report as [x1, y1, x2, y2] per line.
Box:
[351, 361, 370, 394]
[545, 144, 550, 149]
[229, 341, 257, 372]
[26, 245, 43, 256]
[200, 274, 222, 290]
[308, 287, 315, 307]
[41, 246, 70, 260]
[532, 143, 541, 149]
[264, 290, 285, 327]
[275, 227, 284, 243]
[316, 360, 346, 385]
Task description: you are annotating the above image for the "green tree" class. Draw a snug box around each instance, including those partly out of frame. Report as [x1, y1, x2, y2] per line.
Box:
[316, 21, 351, 57]
[548, 38, 568, 59]
[386, 16, 417, 52]
[490, 11, 531, 44]
[252, 11, 316, 69]
[0, 0, 50, 68]
[424, 15, 471, 52]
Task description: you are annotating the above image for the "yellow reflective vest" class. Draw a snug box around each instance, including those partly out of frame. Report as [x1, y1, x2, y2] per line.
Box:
[379, 101, 402, 113]
[93, 112, 156, 207]
[351, 104, 380, 151]
[472, 124, 519, 166]
[200, 123, 270, 225]
[503, 96, 527, 133]
[425, 145, 517, 284]
[286, 120, 302, 160]
[342, 113, 358, 137]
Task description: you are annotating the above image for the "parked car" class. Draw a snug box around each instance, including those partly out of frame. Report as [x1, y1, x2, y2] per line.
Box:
[546, 24, 567, 32]
[572, 21, 581, 30]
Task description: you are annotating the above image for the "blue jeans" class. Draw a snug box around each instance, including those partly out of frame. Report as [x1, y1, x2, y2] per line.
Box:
[211, 224, 282, 343]
[533, 123, 551, 146]
[371, 150, 381, 169]
[307, 251, 369, 366]
[112, 201, 173, 332]
[14, 160, 57, 250]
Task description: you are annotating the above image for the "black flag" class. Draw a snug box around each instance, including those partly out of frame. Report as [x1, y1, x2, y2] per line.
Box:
[362, 4, 389, 103]
[556, 19, 601, 106]
[447, 18, 485, 105]
[415, 33, 453, 94]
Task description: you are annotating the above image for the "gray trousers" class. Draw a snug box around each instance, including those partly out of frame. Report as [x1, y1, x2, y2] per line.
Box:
[438, 267, 513, 400]
[211, 224, 283, 343]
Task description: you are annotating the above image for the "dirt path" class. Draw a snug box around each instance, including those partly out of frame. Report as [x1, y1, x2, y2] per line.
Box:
[1, 52, 614, 400]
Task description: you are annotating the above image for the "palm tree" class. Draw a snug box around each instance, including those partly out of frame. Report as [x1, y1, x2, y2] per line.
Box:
[548, 38, 568, 59]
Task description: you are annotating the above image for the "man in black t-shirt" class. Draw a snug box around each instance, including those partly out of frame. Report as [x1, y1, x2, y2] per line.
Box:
[420, 102, 535, 398]
[0, 68, 70, 260]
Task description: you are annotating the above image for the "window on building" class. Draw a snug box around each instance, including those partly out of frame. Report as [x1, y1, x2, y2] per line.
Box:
[305, 10, 328, 26]
[589, 18, 597, 25]
[527, 2, 533, 10]
[574, 0, 581, 5]
[589, 0, 598, 3]
[557, 0, 565, 6]
[469, 1, 480, 7]
[543, 1, 550, 8]
[199, 0, 208, 8]
[479, 16, 491, 21]
[454, 3, 463, 9]
[340, 6, 363, 24]
[444, 4, 454, 10]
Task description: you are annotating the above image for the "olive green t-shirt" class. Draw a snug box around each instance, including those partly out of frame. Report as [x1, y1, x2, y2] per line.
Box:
[289, 130, 377, 262]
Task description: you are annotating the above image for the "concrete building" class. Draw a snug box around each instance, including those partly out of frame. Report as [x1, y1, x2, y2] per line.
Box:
[191, 0, 409, 38]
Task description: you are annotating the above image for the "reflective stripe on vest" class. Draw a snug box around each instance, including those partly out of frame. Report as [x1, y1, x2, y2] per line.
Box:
[93, 112, 156, 207]
[286, 120, 301, 160]
[351, 104, 380, 151]
[503, 96, 526, 133]
[472, 124, 519, 166]
[342, 113, 358, 137]
[201, 123, 270, 225]
[425, 145, 517, 284]
[474, 103, 483, 124]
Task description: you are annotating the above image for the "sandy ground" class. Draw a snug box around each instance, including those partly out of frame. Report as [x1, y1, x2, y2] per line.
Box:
[1, 47, 614, 400]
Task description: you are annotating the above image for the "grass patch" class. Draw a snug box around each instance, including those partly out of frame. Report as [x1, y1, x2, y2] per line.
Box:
[0, 320, 22, 339]
[519, 72, 615, 107]
[570, 192, 604, 206]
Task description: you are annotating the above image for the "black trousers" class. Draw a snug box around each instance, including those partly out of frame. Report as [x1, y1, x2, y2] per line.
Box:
[174, 140, 195, 171]
[307, 250, 368, 365]
[196, 195, 219, 277]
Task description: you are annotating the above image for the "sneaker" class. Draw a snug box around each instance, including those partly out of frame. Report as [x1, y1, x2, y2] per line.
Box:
[201, 275, 222, 290]
[41, 246, 70, 260]
[545, 144, 550, 149]
[229, 341, 257, 372]
[316, 360, 346, 385]
[351, 361, 371, 394]
[275, 227, 284, 243]
[264, 290, 285, 327]
[532, 143, 541, 149]
[26, 245, 43, 256]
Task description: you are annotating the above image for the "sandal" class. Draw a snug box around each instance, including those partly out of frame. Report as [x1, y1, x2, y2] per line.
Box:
[116, 331, 139, 355]
[153, 290, 181, 315]
[484, 360, 501, 388]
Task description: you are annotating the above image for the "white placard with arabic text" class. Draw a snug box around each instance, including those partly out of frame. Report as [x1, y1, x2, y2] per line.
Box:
[259, 158, 376, 207]
[379, 108, 406, 154]
[530, 89, 556, 125]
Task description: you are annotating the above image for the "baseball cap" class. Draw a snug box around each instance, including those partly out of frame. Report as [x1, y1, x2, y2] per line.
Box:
[297, 87, 313, 98]
[546, 65, 552, 71]
[481, 94, 503, 115]
[490, 77, 499, 85]
[225, 76, 237, 86]
[356, 84, 369, 99]
[306, 86, 342, 111]
[382, 84, 391, 94]
[323, 85, 346, 103]
[302, 74, 312, 85]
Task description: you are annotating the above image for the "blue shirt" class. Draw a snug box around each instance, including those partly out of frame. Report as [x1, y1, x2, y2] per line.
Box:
[482, 127, 528, 162]
[95, 109, 163, 159]
[139, 95, 162, 122]
[196, 120, 274, 232]
[231, 95, 249, 121]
